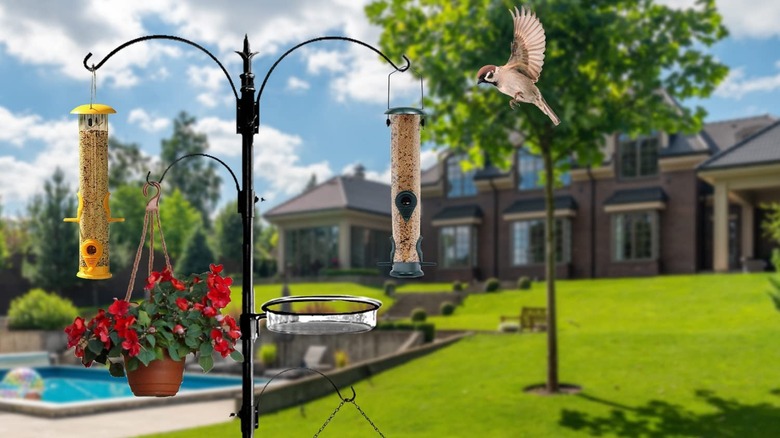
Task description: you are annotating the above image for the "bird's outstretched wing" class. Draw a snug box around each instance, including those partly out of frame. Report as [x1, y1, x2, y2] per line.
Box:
[505, 6, 546, 83]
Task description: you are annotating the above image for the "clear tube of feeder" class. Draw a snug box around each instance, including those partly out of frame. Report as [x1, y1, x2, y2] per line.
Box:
[387, 108, 425, 278]
[65, 104, 123, 280]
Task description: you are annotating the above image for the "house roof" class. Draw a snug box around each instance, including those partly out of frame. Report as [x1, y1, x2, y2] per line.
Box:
[431, 204, 483, 221]
[660, 132, 713, 157]
[604, 187, 668, 205]
[701, 114, 777, 152]
[263, 175, 391, 219]
[503, 195, 578, 214]
[698, 120, 780, 171]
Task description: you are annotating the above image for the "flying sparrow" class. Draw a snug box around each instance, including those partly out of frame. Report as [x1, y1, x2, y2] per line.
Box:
[477, 6, 560, 125]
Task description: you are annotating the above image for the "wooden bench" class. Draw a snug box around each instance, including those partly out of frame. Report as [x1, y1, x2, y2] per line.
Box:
[500, 307, 547, 332]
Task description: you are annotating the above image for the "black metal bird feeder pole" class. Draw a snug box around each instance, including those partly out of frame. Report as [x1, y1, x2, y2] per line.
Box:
[82, 34, 409, 438]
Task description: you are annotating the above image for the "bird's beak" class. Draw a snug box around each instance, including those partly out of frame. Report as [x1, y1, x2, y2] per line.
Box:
[477, 78, 485, 85]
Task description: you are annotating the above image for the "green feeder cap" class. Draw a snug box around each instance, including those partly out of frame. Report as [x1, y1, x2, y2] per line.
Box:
[385, 107, 426, 116]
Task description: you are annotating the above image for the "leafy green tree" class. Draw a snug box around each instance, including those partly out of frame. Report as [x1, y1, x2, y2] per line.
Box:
[159, 188, 202, 262]
[109, 184, 148, 269]
[160, 112, 221, 228]
[214, 200, 243, 265]
[303, 173, 317, 193]
[108, 138, 151, 190]
[367, 0, 728, 392]
[24, 168, 80, 293]
[177, 226, 215, 277]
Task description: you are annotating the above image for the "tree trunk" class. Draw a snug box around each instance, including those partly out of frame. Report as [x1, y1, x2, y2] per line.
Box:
[542, 148, 559, 393]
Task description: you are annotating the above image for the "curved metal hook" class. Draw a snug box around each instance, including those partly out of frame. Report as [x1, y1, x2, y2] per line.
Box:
[253, 367, 357, 417]
[257, 36, 411, 108]
[81, 35, 238, 100]
[142, 181, 162, 212]
[145, 153, 241, 195]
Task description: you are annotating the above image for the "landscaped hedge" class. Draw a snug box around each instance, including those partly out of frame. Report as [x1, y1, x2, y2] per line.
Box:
[7, 288, 78, 330]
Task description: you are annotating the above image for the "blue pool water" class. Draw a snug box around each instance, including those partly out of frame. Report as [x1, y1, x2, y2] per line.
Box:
[0, 366, 245, 404]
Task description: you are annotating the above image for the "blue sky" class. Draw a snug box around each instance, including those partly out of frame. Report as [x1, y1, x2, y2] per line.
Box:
[1, 0, 779, 218]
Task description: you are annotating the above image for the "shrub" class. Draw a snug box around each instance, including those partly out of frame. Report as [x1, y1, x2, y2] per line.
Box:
[452, 280, 464, 292]
[410, 307, 427, 322]
[334, 350, 349, 368]
[415, 322, 436, 342]
[484, 277, 501, 293]
[8, 288, 78, 330]
[517, 276, 532, 290]
[498, 322, 520, 333]
[320, 268, 380, 277]
[257, 343, 277, 366]
[440, 301, 456, 316]
[383, 280, 397, 296]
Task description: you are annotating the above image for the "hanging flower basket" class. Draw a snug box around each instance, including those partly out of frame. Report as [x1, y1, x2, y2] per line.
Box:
[64, 183, 242, 397]
[125, 350, 185, 397]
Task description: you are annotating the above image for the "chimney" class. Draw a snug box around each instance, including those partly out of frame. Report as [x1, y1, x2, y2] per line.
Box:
[354, 163, 366, 179]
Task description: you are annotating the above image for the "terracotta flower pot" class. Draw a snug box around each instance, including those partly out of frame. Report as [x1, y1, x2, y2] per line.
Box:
[124, 352, 185, 397]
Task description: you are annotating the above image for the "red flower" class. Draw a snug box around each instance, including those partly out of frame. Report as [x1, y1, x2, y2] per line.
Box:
[175, 297, 190, 311]
[122, 330, 141, 357]
[114, 315, 136, 338]
[173, 324, 185, 335]
[193, 302, 204, 311]
[65, 317, 86, 348]
[210, 264, 223, 274]
[170, 278, 186, 291]
[145, 271, 162, 290]
[202, 306, 217, 318]
[222, 315, 241, 340]
[210, 329, 232, 357]
[207, 269, 233, 309]
[90, 310, 112, 348]
[108, 299, 130, 317]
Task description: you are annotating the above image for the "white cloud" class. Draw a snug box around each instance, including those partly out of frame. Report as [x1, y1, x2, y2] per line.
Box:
[192, 116, 334, 201]
[657, 0, 780, 39]
[715, 66, 780, 99]
[127, 108, 170, 133]
[286, 76, 311, 92]
[305, 49, 350, 74]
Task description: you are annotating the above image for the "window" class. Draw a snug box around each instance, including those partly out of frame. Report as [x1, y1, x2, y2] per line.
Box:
[613, 211, 657, 261]
[618, 134, 658, 178]
[350, 226, 392, 268]
[439, 225, 476, 268]
[512, 218, 570, 265]
[284, 225, 339, 276]
[446, 155, 477, 198]
[517, 148, 570, 190]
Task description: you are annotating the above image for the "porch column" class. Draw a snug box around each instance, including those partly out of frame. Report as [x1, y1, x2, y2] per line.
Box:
[339, 221, 350, 269]
[741, 203, 754, 260]
[713, 182, 729, 272]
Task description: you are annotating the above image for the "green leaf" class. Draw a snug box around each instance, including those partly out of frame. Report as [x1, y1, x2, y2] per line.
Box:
[230, 350, 244, 363]
[146, 304, 158, 316]
[137, 347, 157, 366]
[185, 334, 200, 349]
[108, 361, 125, 377]
[198, 353, 214, 373]
[138, 310, 151, 327]
[126, 356, 139, 372]
[199, 342, 213, 356]
[87, 339, 105, 355]
[146, 334, 156, 348]
[168, 345, 181, 361]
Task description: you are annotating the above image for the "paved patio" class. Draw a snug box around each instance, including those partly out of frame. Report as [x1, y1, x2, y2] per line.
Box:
[0, 399, 237, 438]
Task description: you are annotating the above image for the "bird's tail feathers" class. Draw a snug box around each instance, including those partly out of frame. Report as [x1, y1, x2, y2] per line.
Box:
[536, 96, 560, 126]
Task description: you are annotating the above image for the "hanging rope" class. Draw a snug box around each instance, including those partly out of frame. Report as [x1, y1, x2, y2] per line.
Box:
[125, 181, 172, 301]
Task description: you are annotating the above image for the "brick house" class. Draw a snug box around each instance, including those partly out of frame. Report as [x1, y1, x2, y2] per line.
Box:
[419, 114, 779, 282]
[265, 115, 779, 281]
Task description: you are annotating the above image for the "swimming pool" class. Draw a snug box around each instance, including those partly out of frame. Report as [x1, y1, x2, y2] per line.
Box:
[0, 366, 260, 417]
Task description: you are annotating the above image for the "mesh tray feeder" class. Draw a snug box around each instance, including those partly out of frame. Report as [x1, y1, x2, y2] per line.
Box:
[260, 295, 382, 335]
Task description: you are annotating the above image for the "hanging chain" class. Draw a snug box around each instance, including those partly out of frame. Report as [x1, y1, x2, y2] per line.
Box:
[313, 399, 385, 438]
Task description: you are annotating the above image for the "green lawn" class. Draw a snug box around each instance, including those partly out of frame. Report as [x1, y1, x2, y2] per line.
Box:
[144, 273, 780, 437]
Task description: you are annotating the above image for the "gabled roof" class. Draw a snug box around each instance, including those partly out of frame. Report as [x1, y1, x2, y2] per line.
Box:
[702, 114, 777, 152]
[604, 187, 668, 205]
[698, 120, 780, 171]
[660, 132, 714, 157]
[263, 175, 391, 219]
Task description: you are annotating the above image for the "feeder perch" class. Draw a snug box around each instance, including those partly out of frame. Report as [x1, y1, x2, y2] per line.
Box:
[64, 103, 124, 280]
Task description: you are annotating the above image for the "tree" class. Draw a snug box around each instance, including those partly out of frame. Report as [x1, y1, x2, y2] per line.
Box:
[0, 197, 9, 268]
[25, 168, 80, 293]
[109, 184, 148, 269]
[367, 0, 728, 393]
[214, 200, 243, 264]
[108, 138, 152, 190]
[177, 226, 215, 277]
[158, 188, 203, 263]
[303, 173, 318, 193]
[160, 112, 221, 228]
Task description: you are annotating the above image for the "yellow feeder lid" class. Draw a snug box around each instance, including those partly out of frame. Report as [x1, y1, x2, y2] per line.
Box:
[71, 104, 117, 115]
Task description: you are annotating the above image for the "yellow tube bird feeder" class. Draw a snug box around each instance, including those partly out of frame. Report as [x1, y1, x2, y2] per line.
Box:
[64, 103, 124, 280]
